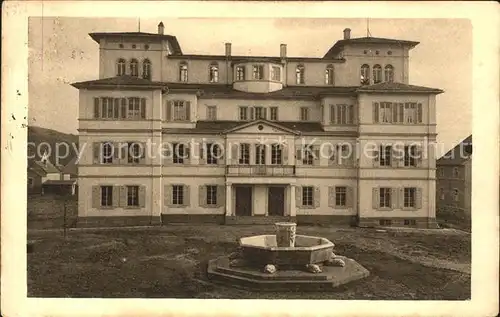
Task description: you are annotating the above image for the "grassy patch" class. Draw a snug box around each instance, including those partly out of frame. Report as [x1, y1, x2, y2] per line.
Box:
[28, 225, 470, 299]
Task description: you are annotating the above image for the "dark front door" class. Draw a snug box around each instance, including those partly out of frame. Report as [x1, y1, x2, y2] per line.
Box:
[235, 186, 252, 216]
[268, 186, 285, 216]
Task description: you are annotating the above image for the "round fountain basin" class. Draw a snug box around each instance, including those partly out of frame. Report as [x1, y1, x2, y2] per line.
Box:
[239, 234, 334, 266]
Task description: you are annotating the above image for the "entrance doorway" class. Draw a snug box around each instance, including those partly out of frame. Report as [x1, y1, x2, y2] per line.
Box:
[235, 186, 252, 216]
[268, 186, 285, 216]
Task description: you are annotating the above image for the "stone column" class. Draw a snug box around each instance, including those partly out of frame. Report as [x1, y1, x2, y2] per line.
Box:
[289, 184, 296, 217]
[225, 183, 232, 216]
[275, 222, 297, 247]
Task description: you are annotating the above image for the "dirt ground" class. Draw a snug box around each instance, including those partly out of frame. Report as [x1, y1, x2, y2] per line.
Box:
[27, 225, 470, 299]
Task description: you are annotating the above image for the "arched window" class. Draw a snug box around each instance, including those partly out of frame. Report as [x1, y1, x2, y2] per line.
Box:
[373, 64, 382, 84]
[209, 63, 219, 83]
[179, 62, 188, 82]
[142, 59, 151, 80]
[130, 59, 139, 77]
[296, 64, 305, 84]
[384, 65, 394, 83]
[117, 59, 126, 76]
[325, 64, 334, 85]
[360, 64, 370, 85]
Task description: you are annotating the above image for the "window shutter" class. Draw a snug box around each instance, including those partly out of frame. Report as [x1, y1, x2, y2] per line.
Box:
[139, 185, 146, 208]
[391, 188, 399, 210]
[198, 185, 206, 207]
[217, 185, 225, 208]
[113, 186, 120, 207]
[391, 146, 399, 168]
[185, 145, 191, 164]
[416, 144, 423, 167]
[92, 186, 100, 208]
[183, 185, 190, 206]
[313, 146, 320, 166]
[164, 185, 172, 207]
[163, 144, 172, 165]
[349, 105, 355, 124]
[94, 98, 100, 118]
[249, 107, 255, 120]
[372, 148, 379, 167]
[141, 98, 146, 119]
[232, 144, 239, 165]
[416, 188, 423, 209]
[120, 98, 127, 119]
[314, 187, 321, 208]
[185, 101, 191, 121]
[417, 103, 423, 123]
[282, 145, 289, 164]
[199, 145, 206, 164]
[295, 148, 303, 164]
[119, 186, 127, 207]
[346, 187, 353, 208]
[119, 144, 127, 165]
[372, 187, 379, 209]
[392, 103, 398, 123]
[166, 101, 173, 121]
[262, 108, 267, 120]
[398, 103, 404, 123]
[373, 102, 379, 123]
[93, 142, 101, 164]
[295, 186, 302, 207]
[399, 188, 405, 209]
[328, 186, 335, 208]
[112, 142, 120, 164]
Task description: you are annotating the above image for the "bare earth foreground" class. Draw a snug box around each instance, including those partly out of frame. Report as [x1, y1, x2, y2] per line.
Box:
[27, 224, 470, 299]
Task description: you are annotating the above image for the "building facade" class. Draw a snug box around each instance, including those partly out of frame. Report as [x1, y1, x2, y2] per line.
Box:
[72, 22, 443, 228]
[436, 135, 472, 215]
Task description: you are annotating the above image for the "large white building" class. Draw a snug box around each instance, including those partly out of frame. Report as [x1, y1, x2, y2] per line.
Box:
[71, 22, 443, 228]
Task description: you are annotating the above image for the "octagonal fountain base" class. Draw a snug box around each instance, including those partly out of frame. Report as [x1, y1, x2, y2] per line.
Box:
[207, 255, 369, 291]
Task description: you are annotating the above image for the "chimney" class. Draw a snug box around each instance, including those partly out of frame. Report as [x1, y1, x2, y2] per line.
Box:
[158, 22, 164, 35]
[225, 43, 231, 57]
[343, 28, 351, 40]
[280, 44, 287, 59]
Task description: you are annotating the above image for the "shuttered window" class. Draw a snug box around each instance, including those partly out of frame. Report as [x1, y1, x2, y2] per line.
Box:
[335, 186, 347, 207]
[172, 185, 184, 205]
[100, 186, 113, 207]
[302, 187, 313, 206]
[127, 186, 139, 207]
[379, 187, 392, 208]
[93, 97, 146, 119]
[403, 187, 416, 208]
[206, 185, 217, 205]
[271, 144, 282, 165]
[239, 143, 250, 165]
[239, 106, 248, 121]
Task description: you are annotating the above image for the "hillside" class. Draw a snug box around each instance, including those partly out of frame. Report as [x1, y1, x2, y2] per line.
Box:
[27, 126, 79, 167]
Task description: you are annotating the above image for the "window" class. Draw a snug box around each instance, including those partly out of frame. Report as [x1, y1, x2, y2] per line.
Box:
[252, 65, 264, 80]
[207, 106, 217, 120]
[380, 219, 392, 226]
[379, 188, 392, 208]
[334, 144, 350, 165]
[300, 107, 309, 121]
[239, 143, 250, 164]
[145, 44, 150, 50]
[380, 102, 392, 123]
[271, 66, 281, 81]
[117, 59, 126, 76]
[94, 97, 145, 120]
[384, 65, 394, 82]
[206, 185, 217, 206]
[271, 144, 282, 165]
[132, 44, 137, 49]
[379, 145, 392, 167]
[142, 59, 151, 80]
[439, 168, 445, 177]
[28, 177, 34, 188]
[179, 62, 188, 82]
[173, 101, 188, 121]
[374, 102, 422, 124]
[172, 185, 184, 205]
[404, 102, 417, 123]
[102, 142, 113, 164]
[453, 189, 459, 201]
[206, 143, 219, 165]
[173, 143, 186, 164]
[127, 186, 139, 207]
[254, 106, 266, 119]
[453, 167, 459, 178]
[373, 64, 382, 84]
[404, 145, 418, 167]
[128, 97, 142, 119]
[119, 44, 124, 48]
[360, 64, 370, 85]
[130, 59, 139, 77]
[335, 186, 347, 207]
[296, 65, 305, 84]
[236, 66, 246, 81]
[325, 65, 334, 85]
[331, 104, 354, 125]
[439, 188, 445, 200]
[270, 107, 278, 121]
[209, 63, 219, 83]
[239, 106, 248, 121]
[302, 145, 314, 165]
[404, 219, 417, 226]
[100, 186, 113, 207]
[404, 188, 416, 208]
[255, 144, 266, 165]
[99, 97, 118, 119]
[302, 187, 313, 206]
[127, 142, 142, 164]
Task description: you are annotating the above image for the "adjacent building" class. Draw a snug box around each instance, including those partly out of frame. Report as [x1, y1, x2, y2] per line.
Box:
[28, 155, 78, 196]
[71, 22, 443, 228]
[436, 135, 472, 215]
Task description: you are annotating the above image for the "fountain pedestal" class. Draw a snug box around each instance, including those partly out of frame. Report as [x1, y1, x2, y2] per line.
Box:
[275, 222, 297, 248]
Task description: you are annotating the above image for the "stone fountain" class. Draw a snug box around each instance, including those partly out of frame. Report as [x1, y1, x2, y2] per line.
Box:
[207, 222, 369, 291]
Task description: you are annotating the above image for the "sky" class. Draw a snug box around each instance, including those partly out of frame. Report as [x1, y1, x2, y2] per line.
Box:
[28, 17, 472, 154]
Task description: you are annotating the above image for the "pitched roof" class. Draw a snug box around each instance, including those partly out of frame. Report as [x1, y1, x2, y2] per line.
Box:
[71, 75, 167, 90]
[356, 82, 444, 94]
[33, 160, 61, 174]
[437, 135, 472, 166]
[163, 120, 325, 134]
[61, 157, 78, 176]
[88, 32, 182, 54]
[324, 36, 420, 58]
[223, 119, 301, 135]
[43, 180, 77, 186]
[167, 54, 344, 63]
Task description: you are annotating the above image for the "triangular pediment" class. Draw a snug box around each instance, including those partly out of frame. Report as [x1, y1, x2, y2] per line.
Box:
[223, 119, 300, 135]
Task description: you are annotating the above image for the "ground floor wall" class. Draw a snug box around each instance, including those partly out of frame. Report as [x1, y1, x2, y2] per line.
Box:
[77, 176, 438, 228]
